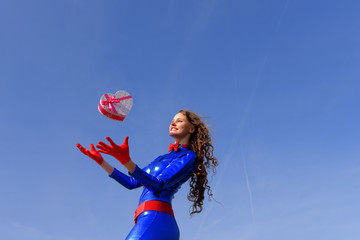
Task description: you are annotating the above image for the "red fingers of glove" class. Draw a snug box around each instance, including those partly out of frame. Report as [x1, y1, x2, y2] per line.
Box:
[76, 143, 104, 165]
[96, 136, 131, 165]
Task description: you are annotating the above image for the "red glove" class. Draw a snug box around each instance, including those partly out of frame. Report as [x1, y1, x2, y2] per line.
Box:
[96, 136, 131, 165]
[76, 143, 104, 165]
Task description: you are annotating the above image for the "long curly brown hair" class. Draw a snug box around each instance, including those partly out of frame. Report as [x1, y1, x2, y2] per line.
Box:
[179, 109, 218, 216]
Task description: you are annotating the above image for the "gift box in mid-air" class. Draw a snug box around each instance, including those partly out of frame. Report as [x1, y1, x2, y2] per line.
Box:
[98, 90, 133, 121]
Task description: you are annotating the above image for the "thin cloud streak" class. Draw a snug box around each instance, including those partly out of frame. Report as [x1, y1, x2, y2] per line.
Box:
[241, 145, 255, 223]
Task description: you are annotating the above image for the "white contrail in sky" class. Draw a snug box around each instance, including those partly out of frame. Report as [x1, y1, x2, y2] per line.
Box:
[241, 146, 255, 223]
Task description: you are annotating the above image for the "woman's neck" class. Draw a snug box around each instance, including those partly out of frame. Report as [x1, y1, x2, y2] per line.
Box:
[174, 136, 190, 145]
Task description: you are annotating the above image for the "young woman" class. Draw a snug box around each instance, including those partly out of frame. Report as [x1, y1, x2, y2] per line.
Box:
[76, 110, 218, 240]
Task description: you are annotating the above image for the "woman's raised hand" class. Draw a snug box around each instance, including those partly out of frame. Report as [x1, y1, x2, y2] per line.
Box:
[96, 136, 131, 165]
[76, 143, 104, 165]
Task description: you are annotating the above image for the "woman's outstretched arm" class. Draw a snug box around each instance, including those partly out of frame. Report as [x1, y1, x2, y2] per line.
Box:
[76, 142, 141, 189]
[123, 160, 136, 173]
[100, 160, 114, 175]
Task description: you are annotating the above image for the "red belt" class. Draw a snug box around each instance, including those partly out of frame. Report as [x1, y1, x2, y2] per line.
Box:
[134, 200, 174, 224]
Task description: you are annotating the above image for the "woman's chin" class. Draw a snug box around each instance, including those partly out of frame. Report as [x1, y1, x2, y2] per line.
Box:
[169, 132, 179, 140]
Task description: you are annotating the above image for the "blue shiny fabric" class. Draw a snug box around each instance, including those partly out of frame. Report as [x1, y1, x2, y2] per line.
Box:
[109, 146, 197, 240]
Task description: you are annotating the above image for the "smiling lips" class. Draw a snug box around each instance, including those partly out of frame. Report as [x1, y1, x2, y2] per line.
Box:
[170, 127, 178, 131]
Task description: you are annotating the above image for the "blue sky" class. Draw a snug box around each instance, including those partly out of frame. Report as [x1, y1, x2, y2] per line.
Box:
[1, 0, 360, 239]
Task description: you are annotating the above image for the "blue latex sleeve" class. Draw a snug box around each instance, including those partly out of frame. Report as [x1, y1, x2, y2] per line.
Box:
[130, 151, 196, 193]
[109, 168, 142, 189]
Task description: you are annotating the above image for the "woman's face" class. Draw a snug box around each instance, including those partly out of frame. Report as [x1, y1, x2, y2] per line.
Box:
[169, 113, 194, 141]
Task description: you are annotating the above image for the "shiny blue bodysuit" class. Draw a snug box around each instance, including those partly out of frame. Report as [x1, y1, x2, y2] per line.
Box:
[109, 146, 197, 240]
